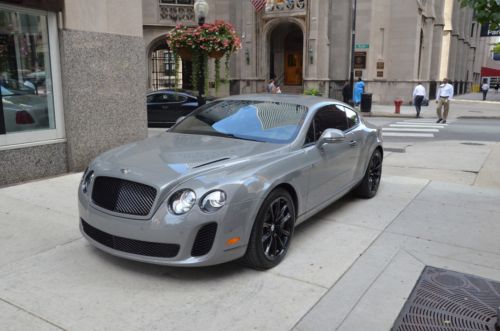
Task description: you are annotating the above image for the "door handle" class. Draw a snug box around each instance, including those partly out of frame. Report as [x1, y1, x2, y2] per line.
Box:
[349, 140, 358, 147]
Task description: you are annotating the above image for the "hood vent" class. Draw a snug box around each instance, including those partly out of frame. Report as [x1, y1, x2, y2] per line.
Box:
[193, 158, 231, 169]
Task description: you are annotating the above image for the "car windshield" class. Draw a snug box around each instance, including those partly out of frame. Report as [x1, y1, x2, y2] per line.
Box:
[170, 100, 308, 143]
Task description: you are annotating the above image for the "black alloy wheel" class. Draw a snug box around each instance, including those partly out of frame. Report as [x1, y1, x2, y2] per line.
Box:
[243, 189, 296, 270]
[355, 149, 383, 199]
[261, 197, 294, 260]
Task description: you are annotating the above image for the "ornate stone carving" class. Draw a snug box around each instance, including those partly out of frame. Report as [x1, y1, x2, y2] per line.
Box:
[265, 0, 306, 13]
[159, 5, 195, 24]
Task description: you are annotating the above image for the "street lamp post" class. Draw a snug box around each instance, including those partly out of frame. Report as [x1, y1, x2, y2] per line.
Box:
[349, 0, 357, 106]
[194, 0, 209, 106]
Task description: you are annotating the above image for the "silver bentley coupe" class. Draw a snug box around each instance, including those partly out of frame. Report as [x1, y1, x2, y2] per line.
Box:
[79, 94, 383, 269]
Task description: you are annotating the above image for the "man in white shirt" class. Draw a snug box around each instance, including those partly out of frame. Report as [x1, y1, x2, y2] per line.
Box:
[481, 81, 489, 101]
[435, 78, 454, 123]
[412, 82, 426, 118]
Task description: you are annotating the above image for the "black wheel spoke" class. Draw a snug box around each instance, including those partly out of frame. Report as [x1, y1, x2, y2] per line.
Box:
[262, 232, 272, 243]
[265, 236, 273, 255]
[261, 196, 294, 260]
[281, 229, 291, 237]
[280, 214, 291, 227]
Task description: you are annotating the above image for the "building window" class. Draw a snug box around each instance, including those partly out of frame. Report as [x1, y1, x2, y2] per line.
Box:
[0, 5, 63, 148]
[159, 0, 194, 4]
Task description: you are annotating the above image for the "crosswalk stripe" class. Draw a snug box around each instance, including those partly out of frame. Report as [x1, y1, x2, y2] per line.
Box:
[383, 133, 435, 138]
[390, 124, 445, 128]
[383, 128, 439, 132]
[395, 121, 448, 126]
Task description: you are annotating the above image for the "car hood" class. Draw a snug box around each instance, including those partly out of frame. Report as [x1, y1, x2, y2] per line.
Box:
[93, 132, 287, 189]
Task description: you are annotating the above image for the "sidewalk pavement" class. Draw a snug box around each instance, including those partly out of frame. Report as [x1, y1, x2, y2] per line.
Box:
[1, 105, 500, 330]
[364, 91, 500, 119]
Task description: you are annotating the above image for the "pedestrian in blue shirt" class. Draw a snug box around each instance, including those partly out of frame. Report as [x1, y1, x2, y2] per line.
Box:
[353, 78, 365, 106]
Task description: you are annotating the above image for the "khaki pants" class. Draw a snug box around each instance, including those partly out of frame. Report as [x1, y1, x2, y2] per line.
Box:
[436, 97, 450, 120]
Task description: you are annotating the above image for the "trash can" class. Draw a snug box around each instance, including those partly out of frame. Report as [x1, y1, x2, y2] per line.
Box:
[360, 93, 372, 112]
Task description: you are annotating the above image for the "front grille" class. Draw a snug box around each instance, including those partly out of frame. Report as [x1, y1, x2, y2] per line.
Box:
[191, 223, 218, 257]
[81, 219, 179, 258]
[91, 176, 157, 216]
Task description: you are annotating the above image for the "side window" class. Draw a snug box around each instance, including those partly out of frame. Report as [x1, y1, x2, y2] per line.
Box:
[167, 94, 187, 103]
[150, 94, 165, 103]
[304, 105, 348, 145]
[147, 95, 154, 103]
[316, 105, 348, 133]
[345, 107, 359, 128]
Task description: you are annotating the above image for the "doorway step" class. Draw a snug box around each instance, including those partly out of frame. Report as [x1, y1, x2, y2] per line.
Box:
[280, 85, 303, 94]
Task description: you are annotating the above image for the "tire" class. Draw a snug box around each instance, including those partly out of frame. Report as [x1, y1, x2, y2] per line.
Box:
[355, 149, 383, 199]
[243, 188, 296, 270]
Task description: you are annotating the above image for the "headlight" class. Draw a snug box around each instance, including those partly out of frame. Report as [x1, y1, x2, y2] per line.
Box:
[200, 190, 226, 213]
[81, 169, 94, 194]
[169, 189, 196, 215]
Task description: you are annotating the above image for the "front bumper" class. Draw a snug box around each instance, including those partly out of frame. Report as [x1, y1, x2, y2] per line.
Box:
[79, 195, 260, 267]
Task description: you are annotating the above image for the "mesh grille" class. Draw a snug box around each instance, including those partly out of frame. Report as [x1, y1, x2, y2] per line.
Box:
[91, 176, 157, 216]
[81, 219, 179, 258]
[392, 266, 500, 331]
[191, 223, 218, 257]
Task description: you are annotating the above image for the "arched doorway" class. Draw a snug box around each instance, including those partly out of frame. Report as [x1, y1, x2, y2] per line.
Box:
[148, 37, 193, 91]
[269, 23, 304, 88]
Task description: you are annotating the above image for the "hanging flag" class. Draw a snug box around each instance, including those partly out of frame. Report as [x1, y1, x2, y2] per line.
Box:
[250, 0, 267, 12]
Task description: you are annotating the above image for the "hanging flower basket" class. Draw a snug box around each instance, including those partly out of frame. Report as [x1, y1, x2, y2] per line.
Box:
[166, 21, 242, 92]
[208, 50, 225, 59]
[178, 47, 193, 61]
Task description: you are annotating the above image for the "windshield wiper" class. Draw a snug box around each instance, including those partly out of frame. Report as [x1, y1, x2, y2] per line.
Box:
[210, 132, 263, 142]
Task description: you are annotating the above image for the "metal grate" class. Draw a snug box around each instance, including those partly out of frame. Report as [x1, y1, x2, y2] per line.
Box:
[392, 266, 500, 331]
[191, 223, 218, 257]
[82, 219, 179, 258]
[91, 177, 157, 216]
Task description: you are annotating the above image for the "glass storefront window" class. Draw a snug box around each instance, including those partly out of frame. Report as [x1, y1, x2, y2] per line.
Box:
[0, 8, 55, 134]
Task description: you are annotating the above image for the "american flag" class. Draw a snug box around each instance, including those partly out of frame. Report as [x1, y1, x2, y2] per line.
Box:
[250, 0, 267, 11]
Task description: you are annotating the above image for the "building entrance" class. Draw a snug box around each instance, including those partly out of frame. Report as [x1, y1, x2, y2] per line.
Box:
[269, 23, 303, 88]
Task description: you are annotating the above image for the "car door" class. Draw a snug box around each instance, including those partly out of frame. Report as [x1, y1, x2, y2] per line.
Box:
[147, 93, 167, 126]
[343, 106, 364, 182]
[147, 92, 187, 127]
[162, 94, 189, 125]
[304, 105, 359, 211]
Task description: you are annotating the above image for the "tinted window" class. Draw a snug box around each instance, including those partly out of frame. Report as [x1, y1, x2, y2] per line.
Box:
[167, 94, 187, 103]
[315, 105, 348, 133]
[345, 107, 359, 128]
[304, 105, 348, 145]
[170, 100, 308, 143]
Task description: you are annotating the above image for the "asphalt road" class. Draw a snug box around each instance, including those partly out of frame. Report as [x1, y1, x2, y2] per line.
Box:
[367, 117, 500, 143]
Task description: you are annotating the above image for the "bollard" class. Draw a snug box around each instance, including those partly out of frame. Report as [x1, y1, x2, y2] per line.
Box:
[394, 99, 403, 114]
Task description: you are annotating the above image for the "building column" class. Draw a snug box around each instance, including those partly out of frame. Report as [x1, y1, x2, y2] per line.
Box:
[438, 0, 454, 80]
[420, 17, 435, 81]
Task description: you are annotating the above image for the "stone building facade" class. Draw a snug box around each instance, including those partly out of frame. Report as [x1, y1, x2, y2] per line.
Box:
[142, 0, 487, 103]
[0, 0, 147, 186]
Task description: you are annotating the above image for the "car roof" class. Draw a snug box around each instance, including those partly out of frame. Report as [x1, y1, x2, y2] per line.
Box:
[148, 89, 195, 97]
[219, 93, 344, 108]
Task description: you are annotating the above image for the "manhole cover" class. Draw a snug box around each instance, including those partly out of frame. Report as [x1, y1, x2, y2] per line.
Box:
[461, 142, 486, 146]
[392, 266, 500, 331]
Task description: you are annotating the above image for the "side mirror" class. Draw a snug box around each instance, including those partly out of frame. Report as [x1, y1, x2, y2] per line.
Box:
[317, 128, 345, 147]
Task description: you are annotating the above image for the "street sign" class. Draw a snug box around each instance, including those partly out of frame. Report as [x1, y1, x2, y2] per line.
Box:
[480, 24, 500, 37]
[355, 43, 369, 49]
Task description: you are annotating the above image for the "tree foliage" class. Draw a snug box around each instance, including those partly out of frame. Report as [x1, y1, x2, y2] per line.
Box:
[493, 42, 500, 54]
[459, 0, 500, 28]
